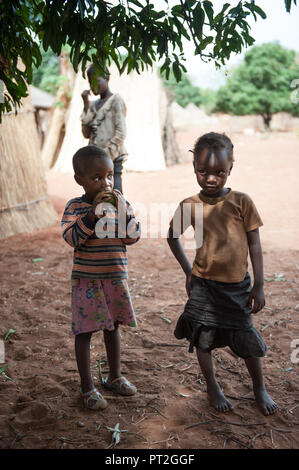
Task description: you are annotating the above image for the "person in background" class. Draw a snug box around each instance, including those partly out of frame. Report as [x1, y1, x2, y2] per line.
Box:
[81, 65, 127, 193]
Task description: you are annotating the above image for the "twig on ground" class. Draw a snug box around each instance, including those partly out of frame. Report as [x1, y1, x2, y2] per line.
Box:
[151, 435, 176, 445]
[228, 436, 251, 449]
[184, 419, 217, 430]
[147, 405, 168, 419]
[208, 411, 266, 427]
[225, 394, 255, 401]
[289, 404, 299, 413]
[179, 364, 193, 372]
[6, 420, 32, 448]
[250, 432, 266, 448]
[270, 429, 275, 446]
[219, 365, 241, 375]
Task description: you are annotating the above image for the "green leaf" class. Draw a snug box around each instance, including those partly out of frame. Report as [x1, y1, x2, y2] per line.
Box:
[172, 61, 181, 82]
[129, 0, 144, 8]
[0, 365, 8, 375]
[193, 3, 205, 37]
[285, 0, 292, 12]
[4, 329, 16, 341]
[203, 0, 214, 25]
[160, 315, 172, 324]
[200, 36, 214, 49]
[250, 3, 267, 19]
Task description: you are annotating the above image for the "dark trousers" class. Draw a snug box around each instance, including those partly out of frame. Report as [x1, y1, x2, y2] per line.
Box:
[113, 157, 124, 193]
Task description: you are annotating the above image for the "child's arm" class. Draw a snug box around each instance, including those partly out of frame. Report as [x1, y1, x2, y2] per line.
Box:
[61, 201, 97, 248]
[80, 94, 94, 139]
[247, 228, 265, 313]
[167, 227, 192, 297]
[82, 124, 91, 139]
[107, 97, 126, 160]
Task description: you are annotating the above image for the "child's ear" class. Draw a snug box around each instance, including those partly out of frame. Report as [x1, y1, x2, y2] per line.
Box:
[74, 173, 82, 186]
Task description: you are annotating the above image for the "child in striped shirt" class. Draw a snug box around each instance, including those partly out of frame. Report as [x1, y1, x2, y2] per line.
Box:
[61, 145, 141, 410]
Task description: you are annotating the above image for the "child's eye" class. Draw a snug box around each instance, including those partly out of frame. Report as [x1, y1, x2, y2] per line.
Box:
[198, 170, 206, 175]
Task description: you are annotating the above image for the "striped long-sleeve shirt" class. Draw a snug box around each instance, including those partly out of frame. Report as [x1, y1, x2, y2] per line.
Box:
[61, 195, 141, 279]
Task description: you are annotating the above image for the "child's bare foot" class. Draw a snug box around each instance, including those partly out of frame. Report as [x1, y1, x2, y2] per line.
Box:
[254, 387, 278, 416]
[207, 383, 233, 412]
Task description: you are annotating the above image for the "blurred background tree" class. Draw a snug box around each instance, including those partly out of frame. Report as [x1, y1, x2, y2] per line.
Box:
[214, 42, 299, 129]
[162, 70, 202, 108]
[161, 69, 217, 114]
[32, 48, 60, 95]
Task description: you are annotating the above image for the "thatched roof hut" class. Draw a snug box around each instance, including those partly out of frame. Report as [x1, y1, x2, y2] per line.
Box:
[0, 90, 58, 239]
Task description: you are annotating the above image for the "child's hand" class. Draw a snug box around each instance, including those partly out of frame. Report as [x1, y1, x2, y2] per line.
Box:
[111, 189, 126, 212]
[81, 89, 91, 111]
[92, 191, 113, 215]
[81, 89, 91, 102]
[249, 284, 265, 313]
[186, 271, 192, 298]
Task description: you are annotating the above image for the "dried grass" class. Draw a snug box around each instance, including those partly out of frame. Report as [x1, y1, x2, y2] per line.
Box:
[0, 97, 58, 239]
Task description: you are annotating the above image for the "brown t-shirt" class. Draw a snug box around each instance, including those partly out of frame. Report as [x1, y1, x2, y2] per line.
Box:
[169, 189, 263, 283]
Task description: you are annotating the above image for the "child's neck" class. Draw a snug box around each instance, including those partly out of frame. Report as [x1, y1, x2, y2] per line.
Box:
[200, 187, 230, 198]
[100, 89, 113, 101]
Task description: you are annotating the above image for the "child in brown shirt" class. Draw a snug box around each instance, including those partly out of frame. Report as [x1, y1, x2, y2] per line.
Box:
[168, 132, 277, 416]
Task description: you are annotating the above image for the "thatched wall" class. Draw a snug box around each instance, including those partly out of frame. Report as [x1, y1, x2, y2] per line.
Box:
[0, 94, 58, 239]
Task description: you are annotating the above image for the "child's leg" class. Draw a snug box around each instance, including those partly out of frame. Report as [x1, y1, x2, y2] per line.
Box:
[103, 323, 121, 381]
[75, 332, 94, 393]
[245, 357, 277, 415]
[197, 350, 233, 412]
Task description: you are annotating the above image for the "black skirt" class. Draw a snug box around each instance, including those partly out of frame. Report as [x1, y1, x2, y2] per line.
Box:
[174, 273, 267, 359]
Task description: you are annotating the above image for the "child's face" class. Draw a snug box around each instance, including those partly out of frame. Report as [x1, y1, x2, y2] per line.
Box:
[75, 157, 114, 201]
[193, 147, 232, 197]
[88, 74, 109, 95]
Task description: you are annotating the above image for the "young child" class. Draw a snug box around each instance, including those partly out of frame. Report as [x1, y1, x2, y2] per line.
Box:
[61, 145, 140, 410]
[81, 65, 127, 193]
[167, 132, 277, 416]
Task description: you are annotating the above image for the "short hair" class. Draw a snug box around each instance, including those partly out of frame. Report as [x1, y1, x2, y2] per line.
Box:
[73, 145, 109, 176]
[193, 132, 234, 162]
[87, 64, 110, 80]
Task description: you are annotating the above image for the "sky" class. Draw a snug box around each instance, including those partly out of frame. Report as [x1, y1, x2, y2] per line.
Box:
[178, 0, 299, 89]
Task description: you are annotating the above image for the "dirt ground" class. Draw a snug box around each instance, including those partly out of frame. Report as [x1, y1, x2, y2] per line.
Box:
[0, 131, 298, 450]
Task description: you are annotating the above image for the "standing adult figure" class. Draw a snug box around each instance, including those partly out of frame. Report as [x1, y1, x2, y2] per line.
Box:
[81, 65, 127, 193]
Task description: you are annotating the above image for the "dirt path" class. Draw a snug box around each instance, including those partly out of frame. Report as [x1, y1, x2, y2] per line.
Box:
[0, 132, 298, 449]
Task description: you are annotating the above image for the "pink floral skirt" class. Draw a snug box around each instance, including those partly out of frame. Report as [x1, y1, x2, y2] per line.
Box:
[71, 278, 137, 335]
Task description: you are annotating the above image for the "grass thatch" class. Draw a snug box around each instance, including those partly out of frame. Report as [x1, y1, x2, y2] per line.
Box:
[0, 96, 58, 239]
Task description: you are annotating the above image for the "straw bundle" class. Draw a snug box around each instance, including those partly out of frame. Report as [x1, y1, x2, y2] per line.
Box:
[0, 93, 58, 239]
[41, 52, 75, 169]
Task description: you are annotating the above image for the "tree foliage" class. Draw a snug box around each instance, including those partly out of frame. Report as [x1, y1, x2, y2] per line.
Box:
[162, 70, 202, 107]
[0, 0, 297, 121]
[31, 48, 60, 95]
[215, 42, 299, 128]
[162, 70, 217, 113]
